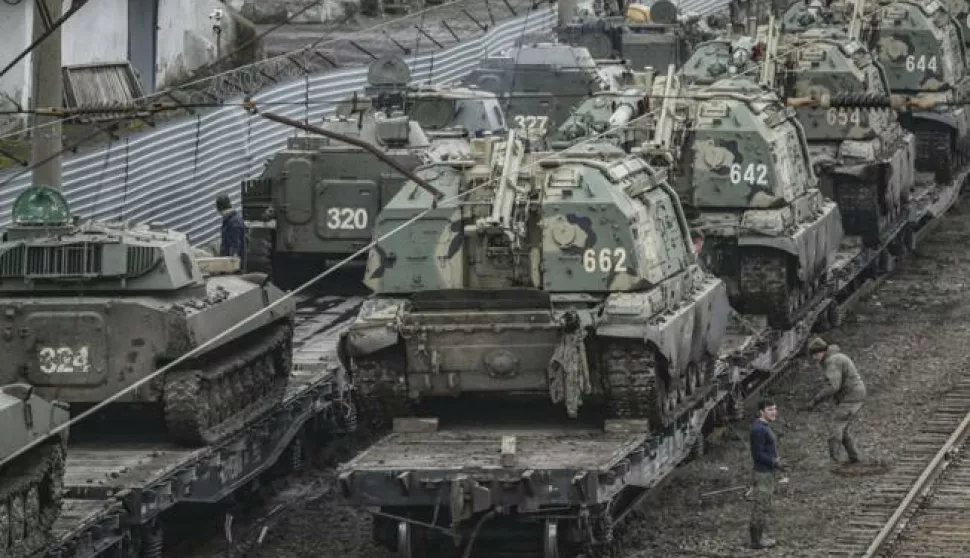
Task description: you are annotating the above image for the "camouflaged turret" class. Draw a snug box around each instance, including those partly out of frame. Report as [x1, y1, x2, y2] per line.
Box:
[338, 134, 731, 432]
[0, 384, 68, 557]
[781, 29, 916, 246]
[671, 79, 845, 327]
[679, 34, 768, 86]
[867, 0, 970, 182]
[0, 186, 295, 446]
[460, 43, 631, 140]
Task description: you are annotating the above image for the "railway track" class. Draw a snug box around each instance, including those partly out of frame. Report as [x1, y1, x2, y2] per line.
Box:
[825, 211, 970, 558]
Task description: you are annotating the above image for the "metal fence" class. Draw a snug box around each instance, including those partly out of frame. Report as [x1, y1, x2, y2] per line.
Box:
[0, 0, 729, 244]
[0, 6, 558, 244]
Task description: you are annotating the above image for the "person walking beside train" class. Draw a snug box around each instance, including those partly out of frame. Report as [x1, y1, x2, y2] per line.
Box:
[749, 398, 786, 549]
[801, 337, 867, 465]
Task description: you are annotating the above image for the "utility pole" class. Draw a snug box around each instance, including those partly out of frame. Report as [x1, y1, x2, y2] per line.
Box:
[30, 0, 63, 188]
[558, 0, 577, 26]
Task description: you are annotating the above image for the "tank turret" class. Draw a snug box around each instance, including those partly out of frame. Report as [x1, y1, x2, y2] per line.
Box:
[339, 134, 731, 431]
[0, 186, 295, 446]
[547, 88, 652, 151]
[0, 384, 69, 557]
[662, 79, 845, 327]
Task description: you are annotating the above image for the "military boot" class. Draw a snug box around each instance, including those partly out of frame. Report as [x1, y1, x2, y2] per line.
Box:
[828, 438, 842, 463]
[844, 436, 861, 464]
[749, 524, 776, 549]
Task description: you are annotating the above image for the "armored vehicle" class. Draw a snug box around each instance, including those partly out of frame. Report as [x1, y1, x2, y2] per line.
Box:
[866, 0, 970, 183]
[344, 57, 508, 143]
[338, 133, 732, 431]
[0, 186, 296, 446]
[0, 384, 69, 558]
[781, 30, 916, 246]
[557, 0, 719, 71]
[460, 43, 631, 138]
[244, 58, 500, 287]
[656, 79, 845, 327]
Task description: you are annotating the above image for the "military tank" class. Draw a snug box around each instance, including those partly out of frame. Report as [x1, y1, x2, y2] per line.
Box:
[0, 384, 69, 558]
[779, 30, 916, 247]
[338, 133, 732, 431]
[787, 0, 970, 183]
[643, 78, 845, 327]
[0, 186, 295, 446]
[243, 58, 494, 288]
[460, 43, 631, 138]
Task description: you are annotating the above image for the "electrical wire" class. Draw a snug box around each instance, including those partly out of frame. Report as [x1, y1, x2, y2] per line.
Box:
[0, 0, 90, 82]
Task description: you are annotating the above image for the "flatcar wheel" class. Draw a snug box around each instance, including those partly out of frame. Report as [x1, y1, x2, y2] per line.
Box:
[396, 521, 413, 558]
[543, 520, 560, 558]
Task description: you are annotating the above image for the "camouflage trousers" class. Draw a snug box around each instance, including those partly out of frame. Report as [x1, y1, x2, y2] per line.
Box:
[749, 471, 777, 529]
[830, 402, 863, 461]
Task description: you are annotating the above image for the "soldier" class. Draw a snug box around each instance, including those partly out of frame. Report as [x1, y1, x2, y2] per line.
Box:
[691, 228, 712, 272]
[216, 194, 247, 269]
[750, 398, 785, 549]
[802, 337, 867, 464]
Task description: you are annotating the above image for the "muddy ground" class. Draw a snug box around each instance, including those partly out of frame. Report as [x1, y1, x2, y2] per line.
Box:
[177, 200, 970, 557]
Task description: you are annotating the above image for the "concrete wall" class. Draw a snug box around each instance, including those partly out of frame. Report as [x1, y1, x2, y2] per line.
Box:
[0, 0, 33, 134]
[61, 0, 129, 66]
[156, 0, 252, 87]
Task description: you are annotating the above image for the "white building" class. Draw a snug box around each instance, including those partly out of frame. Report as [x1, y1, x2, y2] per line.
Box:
[0, 0, 253, 126]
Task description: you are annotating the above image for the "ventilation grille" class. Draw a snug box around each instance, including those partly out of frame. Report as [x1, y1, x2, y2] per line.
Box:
[0, 244, 103, 278]
[126, 246, 158, 276]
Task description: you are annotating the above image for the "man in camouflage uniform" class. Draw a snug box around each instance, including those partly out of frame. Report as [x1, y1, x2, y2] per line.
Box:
[691, 228, 712, 272]
[803, 337, 867, 464]
[749, 398, 786, 549]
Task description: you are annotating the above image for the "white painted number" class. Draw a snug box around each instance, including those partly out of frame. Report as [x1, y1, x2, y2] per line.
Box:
[326, 207, 368, 230]
[905, 54, 938, 72]
[825, 108, 862, 126]
[513, 115, 549, 135]
[38, 346, 91, 374]
[582, 248, 628, 273]
[728, 163, 769, 186]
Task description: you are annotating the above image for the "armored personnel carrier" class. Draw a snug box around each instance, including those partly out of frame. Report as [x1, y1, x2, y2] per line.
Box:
[0, 186, 295, 446]
[646, 78, 844, 327]
[0, 384, 69, 558]
[781, 30, 916, 246]
[460, 43, 631, 138]
[243, 58, 496, 287]
[338, 133, 732, 431]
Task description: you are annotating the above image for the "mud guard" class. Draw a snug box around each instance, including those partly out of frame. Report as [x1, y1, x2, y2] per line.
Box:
[343, 326, 401, 358]
[598, 276, 731, 376]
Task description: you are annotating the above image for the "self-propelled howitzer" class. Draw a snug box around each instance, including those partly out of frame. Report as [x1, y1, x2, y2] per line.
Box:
[673, 79, 845, 327]
[0, 186, 295, 446]
[781, 30, 916, 247]
[339, 134, 731, 432]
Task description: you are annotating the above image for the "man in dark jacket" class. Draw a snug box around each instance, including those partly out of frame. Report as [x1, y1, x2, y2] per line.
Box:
[803, 336, 867, 464]
[750, 398, 786, 549]
[216, 194, 246, 270]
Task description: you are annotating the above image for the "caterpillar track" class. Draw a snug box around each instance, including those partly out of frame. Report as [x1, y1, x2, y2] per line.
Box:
[738, 248, 815, 329]
[0, 441, 65, 558]
[351, 349, 412, 432]
[602, 340, 715, 432]
[163, 321, 294, 446]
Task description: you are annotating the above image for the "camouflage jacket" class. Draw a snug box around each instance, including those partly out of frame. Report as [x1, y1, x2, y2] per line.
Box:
[813, 344, 867, 405]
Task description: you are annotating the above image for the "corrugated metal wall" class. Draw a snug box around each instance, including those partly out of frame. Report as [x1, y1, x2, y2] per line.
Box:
[0, 0, 728, 244]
